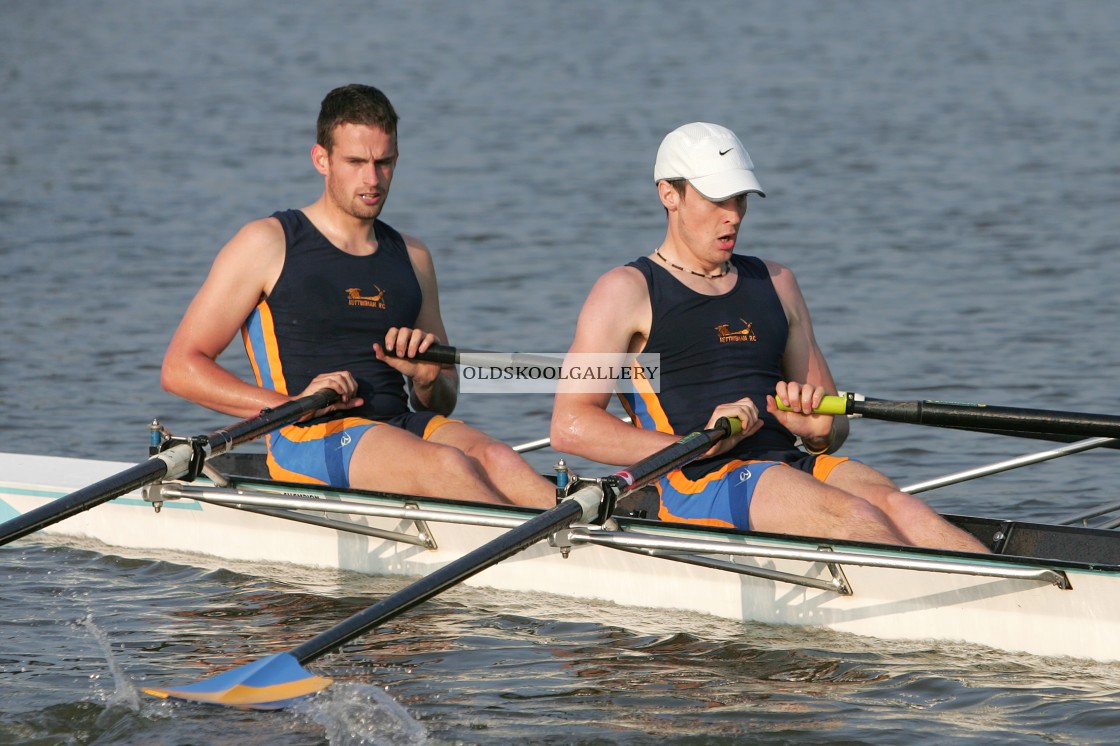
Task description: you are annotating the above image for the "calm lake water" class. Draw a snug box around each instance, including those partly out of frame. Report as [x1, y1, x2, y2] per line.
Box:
[2, 1, 1120, 743]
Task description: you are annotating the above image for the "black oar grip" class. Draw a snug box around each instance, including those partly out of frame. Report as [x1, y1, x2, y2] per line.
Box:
[405, 344, 563, 369]
[409, 344, 460, 366]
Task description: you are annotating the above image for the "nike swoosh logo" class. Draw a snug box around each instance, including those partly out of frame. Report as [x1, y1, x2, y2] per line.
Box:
[719, 148, 734, 156]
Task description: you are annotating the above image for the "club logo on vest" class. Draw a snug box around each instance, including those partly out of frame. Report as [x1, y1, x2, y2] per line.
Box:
[346, 286, 386, 309]
[714, 319, 756, 343]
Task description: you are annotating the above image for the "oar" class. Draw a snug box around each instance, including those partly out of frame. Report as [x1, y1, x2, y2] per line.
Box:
[511, 434, 553, 454]
[391, 342, 563, 369]
[397, 343, 628, 454]
[403, 343, 635, 454]
[778, 392, 1120, 440]
[0, 390, 339, 547]
[142, 416, 740, 710]
[938, 427, 1120, 450]
[902, 436, 1115, 494]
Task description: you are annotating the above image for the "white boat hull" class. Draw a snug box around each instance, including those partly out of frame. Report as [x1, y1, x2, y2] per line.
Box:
[3, 451, 1119, 663]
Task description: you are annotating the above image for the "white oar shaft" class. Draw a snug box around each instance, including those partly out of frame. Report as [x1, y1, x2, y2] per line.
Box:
[902, 436, 1114, 494]
[512, 436, 552, 454]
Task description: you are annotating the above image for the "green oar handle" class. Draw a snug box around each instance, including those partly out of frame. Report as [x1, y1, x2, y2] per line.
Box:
[725, 416, 743, 436]
[774, 394, 850, 416]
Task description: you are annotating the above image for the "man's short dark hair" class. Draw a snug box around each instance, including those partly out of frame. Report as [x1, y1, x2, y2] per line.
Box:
[316, 84, 399, 151]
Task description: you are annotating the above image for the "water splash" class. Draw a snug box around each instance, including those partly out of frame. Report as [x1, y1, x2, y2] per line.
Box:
[295, 681, 429, 746]
[79, 614, 142, 712]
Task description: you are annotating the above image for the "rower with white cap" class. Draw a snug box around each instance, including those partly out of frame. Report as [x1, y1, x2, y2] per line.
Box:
[550, 122, 989, 552]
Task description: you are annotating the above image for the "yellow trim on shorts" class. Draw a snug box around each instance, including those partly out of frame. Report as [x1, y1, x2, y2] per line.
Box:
[421, 414, 459, 438]
[663, 458, 762, 493]
[655, 453, 850, 529]
[656, 501, 738, 529]
[276, 416, 369, 442]
[811, 453, 848, 481]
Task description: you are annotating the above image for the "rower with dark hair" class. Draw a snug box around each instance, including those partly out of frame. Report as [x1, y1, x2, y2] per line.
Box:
[162, 84, 553, 508]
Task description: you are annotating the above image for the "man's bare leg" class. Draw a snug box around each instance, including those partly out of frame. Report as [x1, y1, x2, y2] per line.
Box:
[825, 461, 990, 553]
[348, 424, 512, 505]
[749, 467, 910, 545]
[429, 423, 556, 508]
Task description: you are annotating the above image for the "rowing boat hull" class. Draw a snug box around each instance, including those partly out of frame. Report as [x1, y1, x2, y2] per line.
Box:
[3, 451, 1120, 663]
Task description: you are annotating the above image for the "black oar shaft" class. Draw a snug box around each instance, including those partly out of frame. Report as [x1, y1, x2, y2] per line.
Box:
[203, 390, 340, 457]
[0, 459, 173, 546]
[944, 427, 1120, 450]
[291, 496, 588, 665]
[851, 398, 1120, 439]
[290, 416, 738, 667]
[0, 389, 339, 547]
[609, 417, 738, 495]
[144, 415, 742, 707]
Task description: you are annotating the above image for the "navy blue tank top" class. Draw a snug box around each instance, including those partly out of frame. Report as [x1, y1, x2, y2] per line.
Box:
[242, 209, 422, 421]
[618, 254, 799, 464]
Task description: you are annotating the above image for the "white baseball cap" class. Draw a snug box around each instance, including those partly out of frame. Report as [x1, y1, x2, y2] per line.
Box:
[653, 122, 765, 201]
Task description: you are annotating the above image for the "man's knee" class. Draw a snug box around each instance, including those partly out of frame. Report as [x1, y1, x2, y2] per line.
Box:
[357, 430, 482, 478]
[421, 440, 487, 477]
[877, 489, 942, 522]
[470, 439, 530, 473]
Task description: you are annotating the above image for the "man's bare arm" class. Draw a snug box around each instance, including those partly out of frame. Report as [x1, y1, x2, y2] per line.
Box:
[765, 260, 849, 452]
[551, 267, 689, 465]
[373, 233, 458, 415]
[162, 218, 361, 419]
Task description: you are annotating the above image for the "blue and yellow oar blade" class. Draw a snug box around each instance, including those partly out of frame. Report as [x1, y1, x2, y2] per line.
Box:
[142, 652, 332, 710]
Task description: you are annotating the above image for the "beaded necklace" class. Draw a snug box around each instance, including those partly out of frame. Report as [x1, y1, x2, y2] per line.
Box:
[655, 249, 730, 279]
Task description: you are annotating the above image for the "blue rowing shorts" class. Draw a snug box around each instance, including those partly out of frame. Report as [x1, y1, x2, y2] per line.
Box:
[655, 453, 849, 529]
[265, 411, 459, 488]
